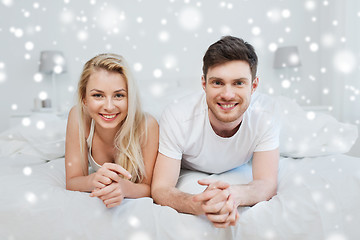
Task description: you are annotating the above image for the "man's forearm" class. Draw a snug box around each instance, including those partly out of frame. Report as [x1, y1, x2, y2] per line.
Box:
[231, 180, 277, 207]
[152, 187, 203, 215]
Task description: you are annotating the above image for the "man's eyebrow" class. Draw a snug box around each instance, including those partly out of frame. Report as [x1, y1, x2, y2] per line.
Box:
[207, 77, 249, 81]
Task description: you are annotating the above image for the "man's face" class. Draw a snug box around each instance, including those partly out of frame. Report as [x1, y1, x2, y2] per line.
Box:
[202, 60, 258, 125]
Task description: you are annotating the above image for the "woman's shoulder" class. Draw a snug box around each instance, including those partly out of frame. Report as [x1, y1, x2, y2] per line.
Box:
[144, 113, 159, 129]
[67, 105, 91, 135]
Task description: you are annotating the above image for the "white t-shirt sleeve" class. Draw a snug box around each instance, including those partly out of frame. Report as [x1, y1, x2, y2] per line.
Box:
[158, 106, 183, 160]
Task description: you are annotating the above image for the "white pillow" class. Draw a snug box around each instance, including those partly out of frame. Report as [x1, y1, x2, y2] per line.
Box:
[275, 96, 358, 158]
[0, 113, 66, 161]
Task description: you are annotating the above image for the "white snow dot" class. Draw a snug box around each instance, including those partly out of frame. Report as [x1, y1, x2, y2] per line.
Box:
[25, 192, 37, 204]
[305, 0, 316, 11]
[38, 91, 48, 100]
[251, 26, 261, 36]
[153, 69, 162, 78]
[150, 83, 164, 97]
[248, 18, 253, 24]
[22, 118, 31, 127]
[269, 43, 278, 52]
[310, 43, 319, 52]
[307, 111, 316, 120]
[332, 20, 338, 26]
[2, 0, 13, 7]
[282, 9, 291, 18]
[23, 167, 32, 176]
[14, 28, 24, 38]
[129, 232, 151, 240]
[25, 41, 34, 51]
[68, 86, 74, 92]
[326, 233, 347, 240]
[321, 67, 327, 73]
[131, 63, 142, 72]
[11, 104, 18, 110]
[0, 72, 6, 83]
[281, 80, 291, 89]
[34, 73, 43, 82]
[77, 30, 88, 41]
[333, 50, 357, 74]
[158, 31, 170, 42]
[128, 216, 140, 228]
[178, 7, 202, 31]
[36, 121, 45, 130]
[161, 19, 167, 25]
[136, 17, 143, 23]
[164, 55, 177, 69]
[323, 88, 329, 94]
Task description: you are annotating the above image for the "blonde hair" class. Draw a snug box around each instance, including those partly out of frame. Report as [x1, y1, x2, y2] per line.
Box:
[77, 53, 147, 183]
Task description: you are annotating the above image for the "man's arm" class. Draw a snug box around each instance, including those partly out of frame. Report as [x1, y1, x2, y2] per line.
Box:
[151, 153, 204, 215]
[230, 148, 279, 207]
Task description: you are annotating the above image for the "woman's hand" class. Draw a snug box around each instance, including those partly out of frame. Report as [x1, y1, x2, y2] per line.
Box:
[90, 179, 127, 208]
[90, 162, 132, 190]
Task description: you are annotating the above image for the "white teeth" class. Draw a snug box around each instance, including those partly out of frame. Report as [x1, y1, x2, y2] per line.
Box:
[102, 114, 116, 119]
[221, 104, 235, 109]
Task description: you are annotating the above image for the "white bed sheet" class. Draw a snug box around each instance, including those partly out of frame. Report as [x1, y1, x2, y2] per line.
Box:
[0, 153, 359, 240]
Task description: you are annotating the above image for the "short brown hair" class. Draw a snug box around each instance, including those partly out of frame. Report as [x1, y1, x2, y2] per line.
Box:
[202, 36, 258, 80]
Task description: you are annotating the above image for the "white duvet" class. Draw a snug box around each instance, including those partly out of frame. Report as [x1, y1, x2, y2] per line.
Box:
[0, 94, 359, 240]
[0, 154, 359, 240]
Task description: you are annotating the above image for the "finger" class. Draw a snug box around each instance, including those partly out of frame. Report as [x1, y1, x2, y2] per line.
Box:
[103, 163, 132, 179]
[218, 195, 235, 215]
[90, 183, 115, 197]
[193, 188, 222, 202]
[100, 169, 122, 183]
[95, 175, 112, 186]
[225, 205, 237, 225]
[213, 222, 231, 228]
[105, 200, 122, 208]
[202, 200, 227, 214]
[103, 195, 124, 207]
[198, 179, 230, 191]
[206, 212, 229, 224]
[206, 189, 230, 206]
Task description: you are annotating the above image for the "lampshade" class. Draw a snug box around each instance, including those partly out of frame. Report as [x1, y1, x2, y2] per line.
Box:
[39, 51, 67, 74]
[273, 46, 301, 68]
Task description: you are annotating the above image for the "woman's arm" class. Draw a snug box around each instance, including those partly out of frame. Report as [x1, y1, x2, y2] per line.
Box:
[90, 114, 159, 207]
[65, 106, 94, 192]
[65, 106, 128, 192]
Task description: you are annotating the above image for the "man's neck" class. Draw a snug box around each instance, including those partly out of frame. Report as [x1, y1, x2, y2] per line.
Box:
[208, 112, 243, 138]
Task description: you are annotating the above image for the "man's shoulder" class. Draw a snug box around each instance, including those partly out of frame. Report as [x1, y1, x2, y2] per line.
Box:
[162, 91, 207, 123]
[249, 92, 279, 115]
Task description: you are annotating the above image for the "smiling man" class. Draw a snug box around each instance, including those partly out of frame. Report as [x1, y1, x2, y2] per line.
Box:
[151, 36, 280, 228]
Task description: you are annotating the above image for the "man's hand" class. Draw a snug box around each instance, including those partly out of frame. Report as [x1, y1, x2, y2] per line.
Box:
[90, 180, 126, 208]
[193, 179, 239, 228]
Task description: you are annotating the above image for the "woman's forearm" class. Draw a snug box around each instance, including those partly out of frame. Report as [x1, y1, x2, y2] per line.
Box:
[66, 174, 94, 192]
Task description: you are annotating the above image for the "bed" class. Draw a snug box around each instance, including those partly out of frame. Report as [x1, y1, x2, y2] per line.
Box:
[0, 94, 359, 240]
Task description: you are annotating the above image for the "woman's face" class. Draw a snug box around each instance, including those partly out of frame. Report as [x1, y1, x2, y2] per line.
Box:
[83, 68, 128, 130]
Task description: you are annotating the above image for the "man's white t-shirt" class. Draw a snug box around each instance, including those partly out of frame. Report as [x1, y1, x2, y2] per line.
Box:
[159, 91, 280, 174]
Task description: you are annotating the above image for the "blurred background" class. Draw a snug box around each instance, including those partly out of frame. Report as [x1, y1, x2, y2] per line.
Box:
[0, 0, 359, 154]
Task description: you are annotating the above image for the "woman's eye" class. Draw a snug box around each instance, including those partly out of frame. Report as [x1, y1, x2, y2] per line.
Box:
[115, 94, 124, 98]
[92, 94, 102, 98]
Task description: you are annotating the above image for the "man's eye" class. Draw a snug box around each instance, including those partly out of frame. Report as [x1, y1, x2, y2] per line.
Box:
[213, 81, 221, 85]
[235, 81, 244, 86]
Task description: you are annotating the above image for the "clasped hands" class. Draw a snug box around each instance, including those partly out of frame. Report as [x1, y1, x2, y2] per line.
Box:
[89, 163, 132, 208]
[193, 179, 239, 228]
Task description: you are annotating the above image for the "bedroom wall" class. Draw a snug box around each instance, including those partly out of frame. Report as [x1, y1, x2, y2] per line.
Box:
[0, 0, 359, 156]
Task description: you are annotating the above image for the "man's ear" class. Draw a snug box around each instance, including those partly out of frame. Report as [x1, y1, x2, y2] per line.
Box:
[251, 77, 259, 94]
[201, 75, 206, 90]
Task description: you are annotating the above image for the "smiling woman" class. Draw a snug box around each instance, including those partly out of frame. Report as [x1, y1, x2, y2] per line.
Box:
[64, 53, 159, 208]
